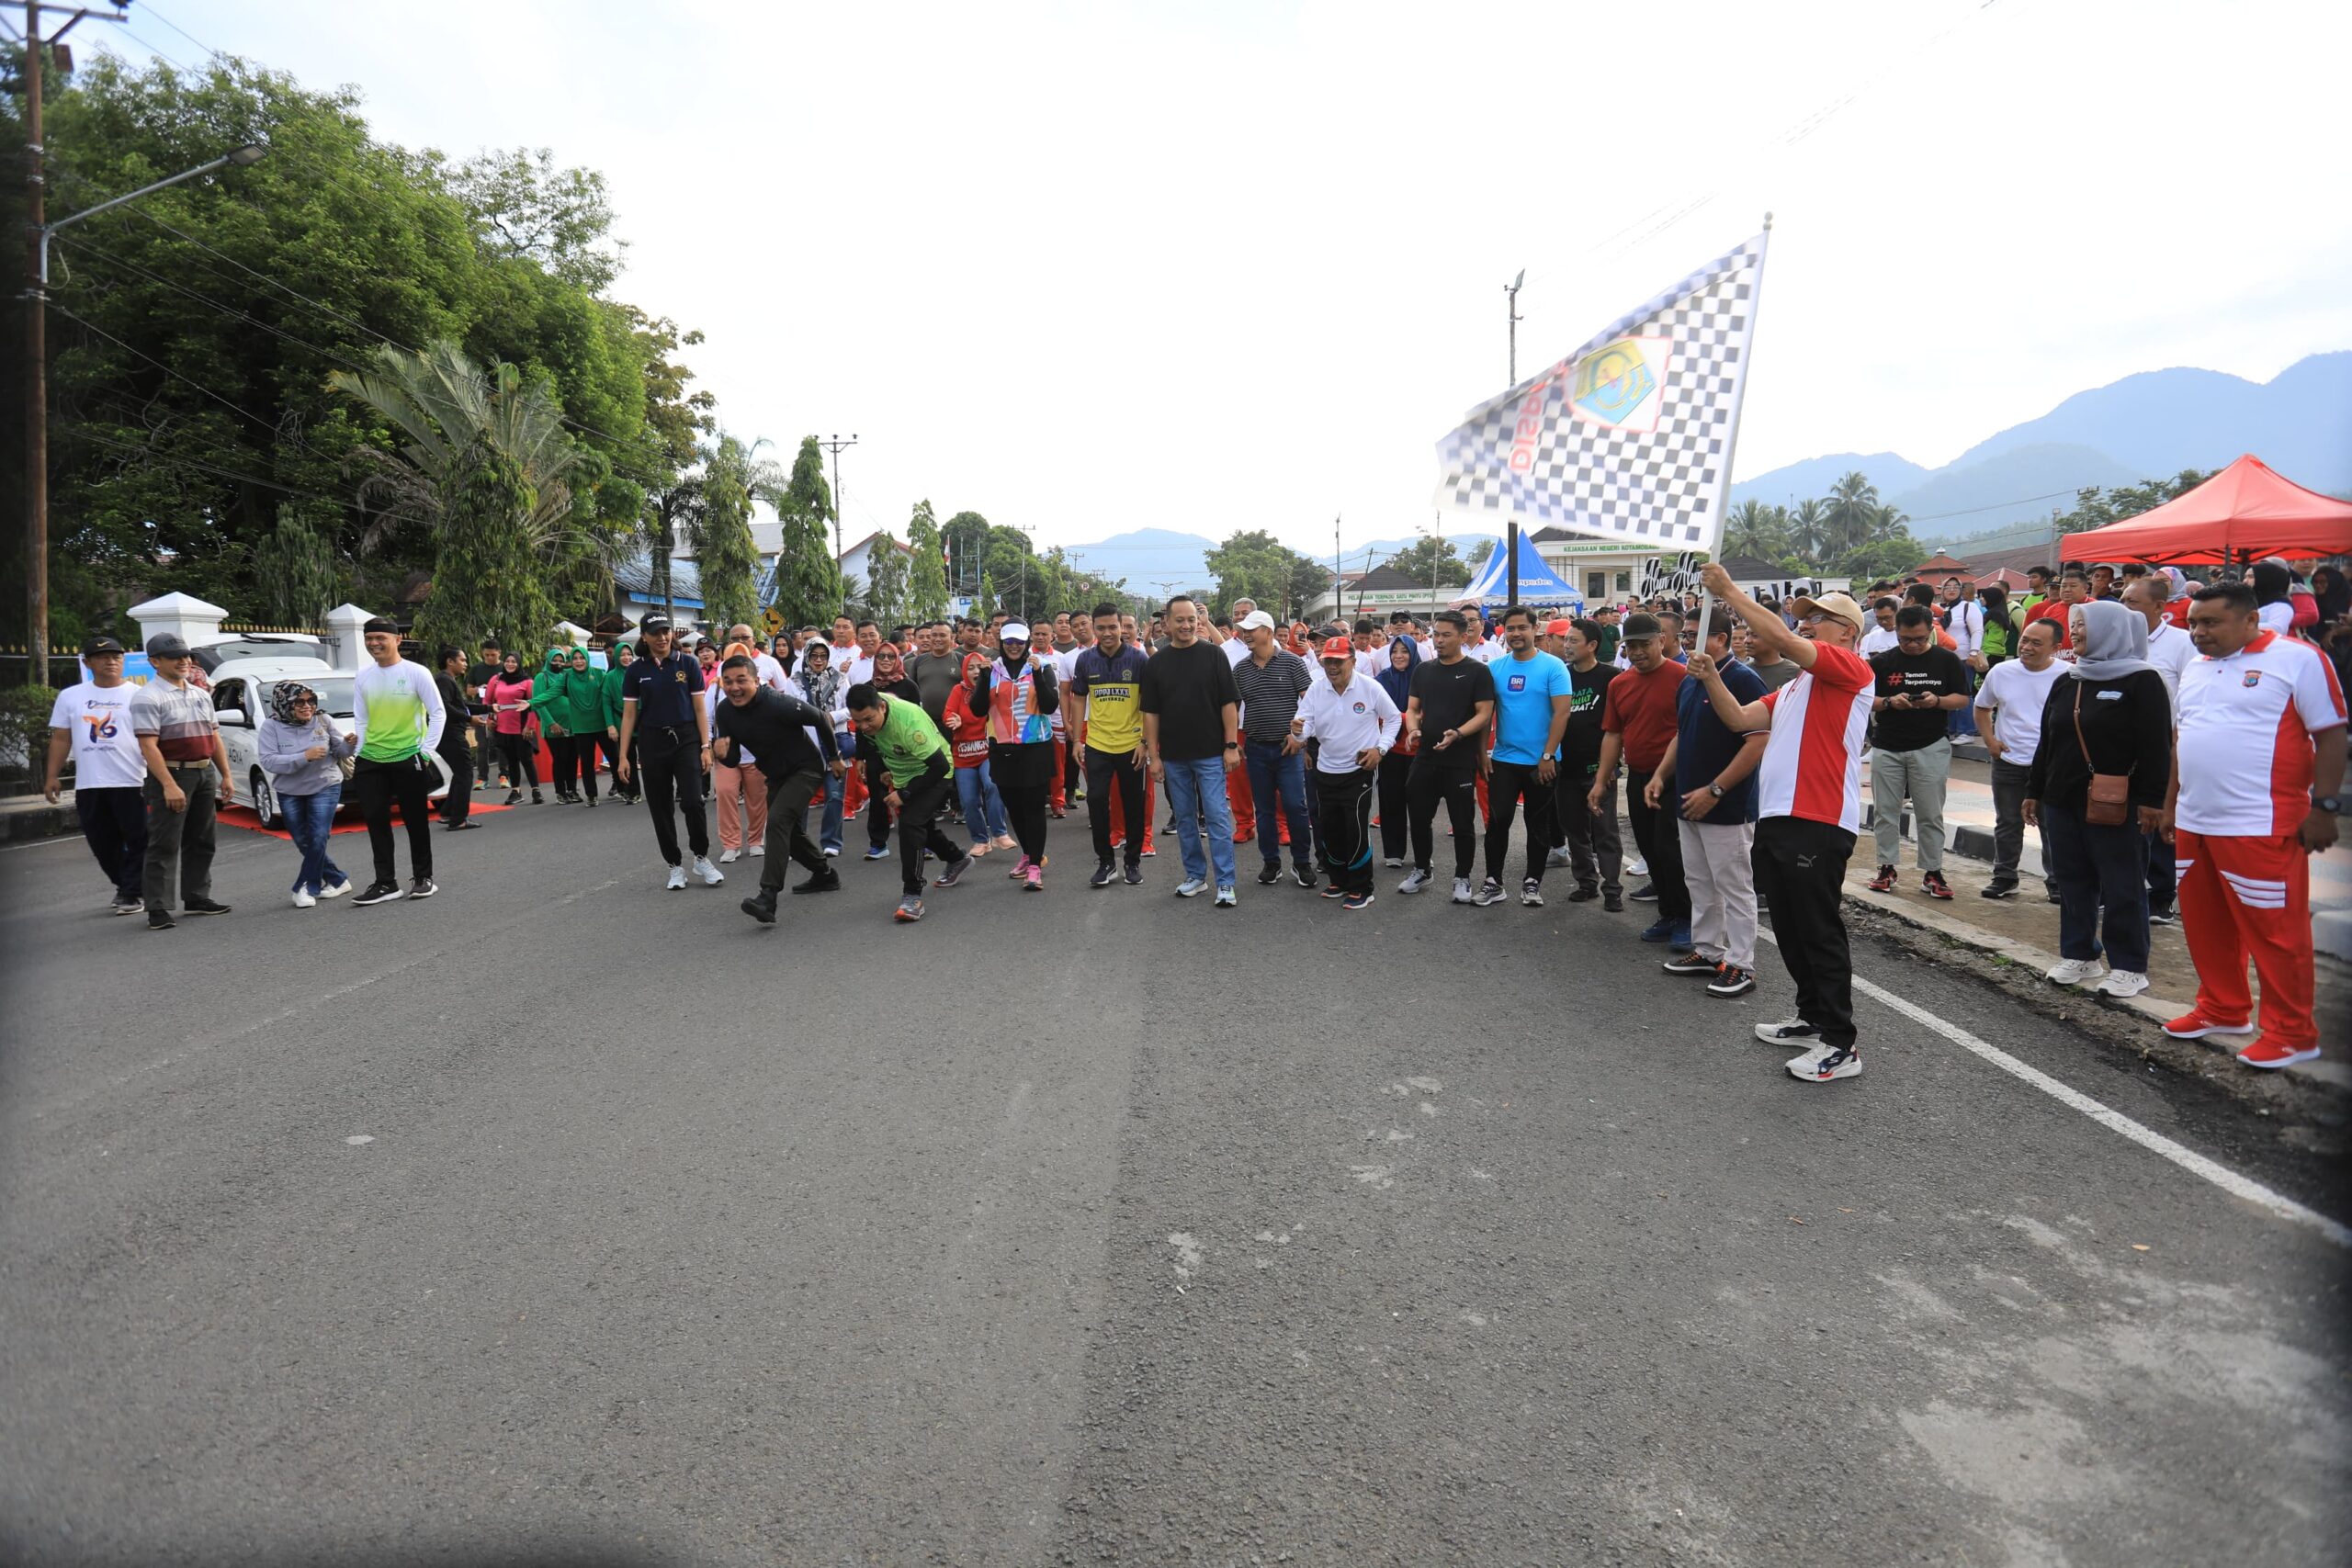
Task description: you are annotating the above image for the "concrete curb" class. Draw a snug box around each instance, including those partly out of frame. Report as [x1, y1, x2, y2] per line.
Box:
[1840, 883, 2349, 1093]
[2, 798, 74, 843]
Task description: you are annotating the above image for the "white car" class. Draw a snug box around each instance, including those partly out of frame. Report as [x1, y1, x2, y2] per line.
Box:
[206, 651, 450, 829]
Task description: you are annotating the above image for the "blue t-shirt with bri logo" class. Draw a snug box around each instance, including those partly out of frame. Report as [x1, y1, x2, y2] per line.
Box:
[1674, 657, 1769, 824]
[1489, 650, 1572, 765]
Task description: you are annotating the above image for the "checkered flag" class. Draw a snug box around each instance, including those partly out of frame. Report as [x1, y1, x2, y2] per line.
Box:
[1434, 230, 1770, 553]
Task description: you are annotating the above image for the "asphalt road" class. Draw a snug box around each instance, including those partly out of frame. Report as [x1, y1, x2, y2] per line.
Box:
[2, 789, 2346, 1567]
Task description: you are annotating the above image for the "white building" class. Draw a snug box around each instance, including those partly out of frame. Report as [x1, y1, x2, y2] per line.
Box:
[837, 530, 914, 602]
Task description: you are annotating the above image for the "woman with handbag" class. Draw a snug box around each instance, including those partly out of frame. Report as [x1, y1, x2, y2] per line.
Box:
[483, 651, 546, 807]
[2024, 599, 2173, 998]
[256, 682, 355, 907]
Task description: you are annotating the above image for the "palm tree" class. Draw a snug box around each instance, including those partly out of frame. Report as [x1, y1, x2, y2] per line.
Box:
[1724, 498, 1786, 560]
[331, 339, 592, 649]
[1822, 470, 1881, 558]
[1788, 498, 1829, 561]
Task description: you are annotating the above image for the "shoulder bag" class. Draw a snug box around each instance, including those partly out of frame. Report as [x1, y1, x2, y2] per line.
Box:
[2072, 684, 2132, 827]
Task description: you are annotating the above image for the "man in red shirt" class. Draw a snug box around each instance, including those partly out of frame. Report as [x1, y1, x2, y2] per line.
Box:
[1685, 564, 1876, 1083]
[2025, 567, 2090, 649]
[1591, 614, 1689, 946]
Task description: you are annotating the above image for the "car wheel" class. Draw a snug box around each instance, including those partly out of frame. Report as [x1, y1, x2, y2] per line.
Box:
[250, 769, 282, 830]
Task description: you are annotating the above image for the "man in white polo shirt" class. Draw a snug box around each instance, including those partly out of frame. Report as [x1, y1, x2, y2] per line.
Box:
[2163, 581, 2346, 1070]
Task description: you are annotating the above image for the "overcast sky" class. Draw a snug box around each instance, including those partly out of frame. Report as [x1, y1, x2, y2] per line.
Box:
[100, 0, 2350, 560]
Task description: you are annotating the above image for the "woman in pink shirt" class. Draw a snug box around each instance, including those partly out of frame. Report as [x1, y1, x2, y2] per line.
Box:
[482, 651, 544, 806]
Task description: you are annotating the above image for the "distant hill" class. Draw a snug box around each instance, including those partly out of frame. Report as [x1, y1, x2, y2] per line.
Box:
[1730, 351, 2352, 544]
[1057, 527, 1216, 591]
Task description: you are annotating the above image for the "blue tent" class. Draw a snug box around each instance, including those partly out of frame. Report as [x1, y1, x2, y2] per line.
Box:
[1464, 531, 1584, 610]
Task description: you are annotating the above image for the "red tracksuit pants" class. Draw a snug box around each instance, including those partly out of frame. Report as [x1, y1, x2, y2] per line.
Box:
[2175, 829, 2316, 1049]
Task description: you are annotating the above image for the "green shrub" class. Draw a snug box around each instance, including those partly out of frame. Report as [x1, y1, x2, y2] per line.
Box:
[0, 683, 61, 775]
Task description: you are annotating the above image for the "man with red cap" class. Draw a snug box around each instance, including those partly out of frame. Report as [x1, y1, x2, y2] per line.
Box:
[1293, 635, 1400, 910]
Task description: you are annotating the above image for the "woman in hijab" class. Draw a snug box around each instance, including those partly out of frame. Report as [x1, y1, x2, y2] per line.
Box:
[789, 637, 852, 855]
[943, 651, 1015, 856]
[1374, 634, 1422, 866]
[970, 620, 1059, 888]
[483, 651, 544, 806]
[2310, 564, 2350, 627]
[2024, 599, 2174, 1000]
[551, 646, 613, 806]
[256, 681, 354, 906]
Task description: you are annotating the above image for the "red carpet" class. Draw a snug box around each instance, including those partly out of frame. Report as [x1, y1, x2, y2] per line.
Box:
[218, 798, 516, 841]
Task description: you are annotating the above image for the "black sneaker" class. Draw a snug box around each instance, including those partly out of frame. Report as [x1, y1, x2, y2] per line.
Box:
[182, 896, 232, 916]
[147, 908, 175, 931]
[504, 789, 524, 806]
[791, 868, 843, 896]
[1472, 877, 1507, 907]
[1979, 881, 2018, 900]
[1090, 862, 1116, 889]
[351, 881, 404, 906]
[1257, 861, 1283, 886]
[1630, 882, 1658, 902]
[1319, 884, 1349, 899]
[741, 890, 778, 924]
[2148, 906, 2178, 927]
[1602, 890, 1624, 913]
[1124, 862, 1145, 886]
[1293, 866, 1316, 889]
[1707, 964, 1758, 998]
[1661, 951, 1718, 976]
[111, 897, 144, 916]
[408, 877, 438, 900]
[1566, 885, 1600, 903]
[933, 853, 976, 889]
[1344, 891, 1375, 911]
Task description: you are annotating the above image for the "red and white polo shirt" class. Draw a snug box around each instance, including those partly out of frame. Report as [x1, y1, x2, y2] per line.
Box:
[1755, 641, 1874, 833]
[2176, 630, 2346, 837]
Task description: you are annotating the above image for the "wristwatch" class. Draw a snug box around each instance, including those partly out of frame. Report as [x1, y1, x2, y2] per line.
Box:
[1708, 783, 1725, 798]
[2316, 795, 2343, 815]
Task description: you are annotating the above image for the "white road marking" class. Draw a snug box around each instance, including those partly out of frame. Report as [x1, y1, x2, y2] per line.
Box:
[1756, 930, 2351, 1249]
[345, 1134, 375, 1145]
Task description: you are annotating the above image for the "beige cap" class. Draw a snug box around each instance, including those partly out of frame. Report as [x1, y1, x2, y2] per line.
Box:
[1789, 592, 1867, 636]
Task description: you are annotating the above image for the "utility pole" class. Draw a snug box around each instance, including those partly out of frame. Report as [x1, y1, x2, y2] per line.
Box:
[819, 433, 858, 566]
[1332, 515, 1342, 628]
[1504, 267, 1524, 387]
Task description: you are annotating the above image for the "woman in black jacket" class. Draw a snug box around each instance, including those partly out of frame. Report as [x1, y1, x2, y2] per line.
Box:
[2025, 600, 2173, 998]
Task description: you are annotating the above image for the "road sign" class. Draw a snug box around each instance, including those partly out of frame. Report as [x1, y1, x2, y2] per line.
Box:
[762, 606, 785, 637]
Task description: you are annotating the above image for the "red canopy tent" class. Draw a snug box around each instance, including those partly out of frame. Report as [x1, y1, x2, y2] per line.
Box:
[2060, 455, 2352, 566]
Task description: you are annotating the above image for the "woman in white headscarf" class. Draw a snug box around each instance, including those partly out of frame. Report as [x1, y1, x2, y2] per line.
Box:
[2023, 599, 2175, 1000]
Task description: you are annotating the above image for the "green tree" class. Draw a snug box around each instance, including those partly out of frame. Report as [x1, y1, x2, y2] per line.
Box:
[439, 146, 627, 295]
[2052, 469, 2209, 536]
[1465, 537, 1496, 570]
[1787, 499, 1829, 561]
[1724, 498, 1789, 561]
[865, 539, 910, 628]
[1822, 471, 1881, 558]
[766, 435, 842, 627]
[904, 500, 949, 622]
[688, 433, 775, 632]
[414, 440, 557, 651]
[943, 510, 993, 598]
[974, 570, 996, 620]
[1384, 535, 1464, 589]
[1205, 528, 1302, 612]
[251, 503, 347, 628]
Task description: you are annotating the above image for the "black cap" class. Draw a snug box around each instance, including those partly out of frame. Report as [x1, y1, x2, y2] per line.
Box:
[362, 617, 400, 637]
[1620, 613, 1663, 641]
[641, 614, 673, 633]
[83, 634, 126, 656]
[145, 632, 191, 659]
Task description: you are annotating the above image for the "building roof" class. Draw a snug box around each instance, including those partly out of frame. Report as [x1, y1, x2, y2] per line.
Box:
[1960, 543, 2062, 580]
[837, 529, 912, 563]
[1913, 551, 1973, 574]
[616, 549, 704, 606]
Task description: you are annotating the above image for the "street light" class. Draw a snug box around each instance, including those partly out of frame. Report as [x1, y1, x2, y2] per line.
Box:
[24, 141, 268, 677]
[1504, 267, 1524, 386]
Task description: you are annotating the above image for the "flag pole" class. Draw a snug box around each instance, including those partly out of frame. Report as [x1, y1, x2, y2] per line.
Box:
[1691, 212, 1774, 655]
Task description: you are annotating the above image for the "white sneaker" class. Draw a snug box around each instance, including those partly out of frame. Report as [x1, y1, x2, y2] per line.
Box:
[693, 856, 725, 886]
[1788, 1044, 1862, 1082]
[718, 847, 741, 863]
[1175, 877, 1208, 898]
[1754, 1016, 1818, 1044]
[1451, 877, 1475, 905]
[290, 889, 317, 909]
[665, 863, 687, 891]
[317, 878, 351, 900]
[2095, 969, 2150, 998]
[1397, 868, 1431, 895]
[749, 843, 765, 857]
[2045, 957, 2107, 987]
[823, 846, 841, 857]
[1627, 856, 1649, 877]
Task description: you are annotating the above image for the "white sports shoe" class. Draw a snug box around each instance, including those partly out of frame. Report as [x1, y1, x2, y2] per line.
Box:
[1788, 1044, 1862, 1082]
[2094, 969, 2150, 998]
[749, 843, 765, 857]
[1451, 877, 1476, 905]
[665, 863, 688, 891]
[317, 878, 351, 900]
[2045, 957, 2107, 987]
[290, 889, 317, 909]
[718, 847, 741, 863]
[693, 856, 725, 886]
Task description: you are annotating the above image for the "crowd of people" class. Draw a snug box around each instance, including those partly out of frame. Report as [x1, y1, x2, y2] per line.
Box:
[39, 554, 2348, 1083]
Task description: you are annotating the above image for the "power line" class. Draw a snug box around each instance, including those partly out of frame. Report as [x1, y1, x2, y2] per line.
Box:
[134, 1, 221, 61]
[52, 231, 373, 376]
[61, 425, 356, 511]
[50, 303, 349, 471]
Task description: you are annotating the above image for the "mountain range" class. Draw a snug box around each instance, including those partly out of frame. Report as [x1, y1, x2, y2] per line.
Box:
[1056, 352, 2348, 583]
[1729, 351, 2352, 545]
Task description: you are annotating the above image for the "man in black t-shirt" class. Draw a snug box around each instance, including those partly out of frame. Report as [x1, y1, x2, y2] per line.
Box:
[1867, 604, 1971, 897]
[1140, 596, 1243, 902]
[709, 657, 851, 919]
[1555, 618, 1625, 907]
[1399, 609, 1497, 900]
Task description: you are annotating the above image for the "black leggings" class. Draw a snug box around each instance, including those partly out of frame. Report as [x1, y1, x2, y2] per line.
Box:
[991, 741, 1054, 862]
[495, 731, 539, 789]
[1375, 750, 1415, 861]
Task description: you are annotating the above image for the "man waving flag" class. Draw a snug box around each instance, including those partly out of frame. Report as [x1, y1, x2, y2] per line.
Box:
[1435, 228, 1770, 552]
